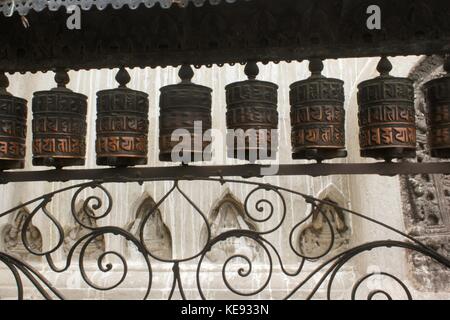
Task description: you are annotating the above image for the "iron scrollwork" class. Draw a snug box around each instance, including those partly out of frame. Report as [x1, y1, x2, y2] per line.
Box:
[0, 178, 449, 300]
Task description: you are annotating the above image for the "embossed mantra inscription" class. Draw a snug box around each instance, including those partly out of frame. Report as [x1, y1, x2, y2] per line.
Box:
[290, 68, 346, 161]
[96, 88, 149, 166]
[358, 76, 416, 160]
[159, 83, 212, 162]
[424, 70, 450, 158]
[0, 94, 27, 169]
[226, 81, 279, 160]
[32, 89, 87, 167]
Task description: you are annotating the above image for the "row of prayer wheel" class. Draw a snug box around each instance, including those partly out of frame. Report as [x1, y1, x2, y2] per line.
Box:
[0, 56, 449, 170]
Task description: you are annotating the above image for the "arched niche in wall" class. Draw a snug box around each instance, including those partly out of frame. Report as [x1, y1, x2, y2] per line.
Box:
[298, 184, 352, 259]
[127, 194, 172, 261]
[0, 206, 42, 260]
[401, 55, 450, 291]
[63, 200, 105, 260]
[201, 190, 260, 264]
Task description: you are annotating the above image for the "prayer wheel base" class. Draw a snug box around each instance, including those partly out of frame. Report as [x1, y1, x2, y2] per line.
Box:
[361, 148, 416, 161]
[97, 156, 147, 167]
[293, 149, 347, 162]
[0, 160, 25, 171]
[159, 152, 212, 163]
[431, 149, 450, 159]
[33, 157, 85, 168]
[228, 149, 276, 162]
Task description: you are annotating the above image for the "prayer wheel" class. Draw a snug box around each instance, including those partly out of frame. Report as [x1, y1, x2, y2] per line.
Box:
[358, 57, 416, 161]
[159, 65, 212, 163]
[96, 67, 149, 167]
[290, 59, 347, 162]
[423, 56, 450, 158]
[32, 69, 87, 168]
[0, 72, 27, 170]
[226, 62, 279, 161]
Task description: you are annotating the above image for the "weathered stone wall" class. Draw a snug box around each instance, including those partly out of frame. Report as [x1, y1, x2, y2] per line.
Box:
[400, 56, 450, 292]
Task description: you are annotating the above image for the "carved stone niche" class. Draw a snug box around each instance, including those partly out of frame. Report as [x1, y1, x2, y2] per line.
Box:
[63, 201, 105, 260]
[401, 55, 450, 292]
[201, 190, 260, 263]
[298, 184, 351, 259]
[1, 206, 42, 260]
[127, 194, 172, 261]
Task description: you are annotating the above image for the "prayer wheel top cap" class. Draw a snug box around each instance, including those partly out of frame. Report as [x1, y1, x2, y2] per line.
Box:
[0, 71, 27, 104]
[97, 67, 148, 97]
[179, 64, 194, 82]
[116, 66, 131, 87]
[358, 57, 413, 90]
[0, 72, 11, 96]
[97, 86, 149, 97]
[225, 78, 279, 90]
[33, 69, 87, 99]
[290, 59, 344, 89]
[376, 56, 393, 77]
[309, 58, 324, 77]
[423, 55, 450, 90]
[444, 55, 450, 74]
[160, 64, 212, 93]
[0, 72, 27, 104]
[50, 69, 72, 92]
[225, 61, 279, 89]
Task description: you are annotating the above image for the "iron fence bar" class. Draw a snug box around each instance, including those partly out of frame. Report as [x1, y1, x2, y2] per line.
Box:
[0, 162, 449, 183]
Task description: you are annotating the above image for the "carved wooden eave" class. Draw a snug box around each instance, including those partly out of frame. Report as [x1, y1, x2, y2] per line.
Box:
[0, 0, 449, 73]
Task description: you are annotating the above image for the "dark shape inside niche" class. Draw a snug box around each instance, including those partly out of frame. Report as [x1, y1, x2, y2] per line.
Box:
[127, 194, 172, 260]
[1, 206, 42, 259]
[299, 196, 351, 259]
[64, 201, 105, 259]
[201, 191, 260, 263]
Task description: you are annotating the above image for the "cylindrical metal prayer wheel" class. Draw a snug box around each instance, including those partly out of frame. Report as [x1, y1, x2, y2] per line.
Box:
[32, 69, 87, 168]
[290, 59, 347, 162]
[357, 57, 416, 161]
[423, 56, 450, 158]
[0, 72, 27, 170]
[159, 65, 212, 162]
[226, 62, 279, 161]
[96, 67, 149, 167]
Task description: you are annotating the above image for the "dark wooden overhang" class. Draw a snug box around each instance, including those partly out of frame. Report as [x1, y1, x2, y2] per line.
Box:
[0, 0, 449, 73]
